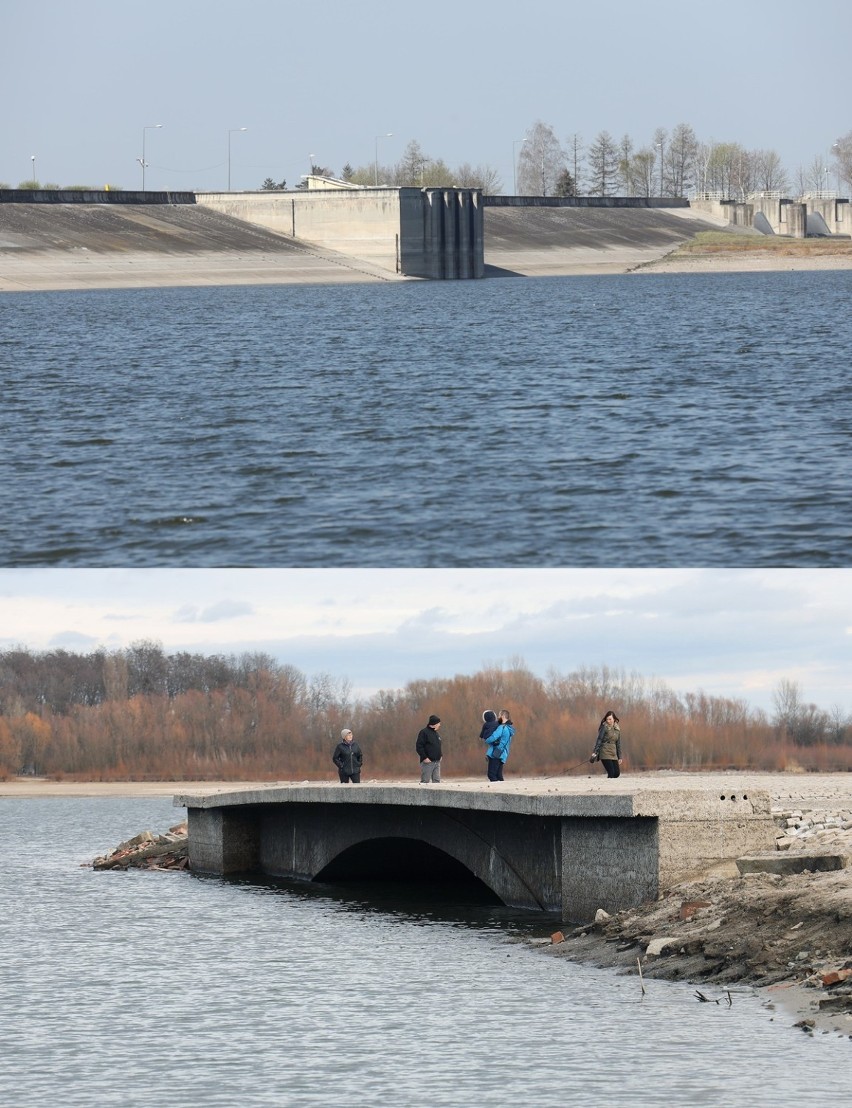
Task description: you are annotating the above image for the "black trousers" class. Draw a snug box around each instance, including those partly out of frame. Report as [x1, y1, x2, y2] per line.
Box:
[338, 770, 361, 783]
[487, 756, 504, 782]
[601, 759, 620, 779]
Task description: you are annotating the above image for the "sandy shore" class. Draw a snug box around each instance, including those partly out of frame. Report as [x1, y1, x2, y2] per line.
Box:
[3, 245, 851, 292]
[636, 251, 852, 275]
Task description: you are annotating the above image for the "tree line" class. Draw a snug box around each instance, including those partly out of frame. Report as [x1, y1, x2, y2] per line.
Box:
[260, 124, 851, 201]
[8, 126, 848, 199]
[1, 644, 849, 781]
[514, 121, 852, 200]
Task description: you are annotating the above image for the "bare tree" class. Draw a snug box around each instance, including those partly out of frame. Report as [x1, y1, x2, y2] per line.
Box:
[586, 130, 619, 196]
[667, 122, 698, 197]
[751, 149, 788, 194]
[453, 162, 503, 194]
[566, 132, 584, 195]
[395, 140, 430, 185]
[517, 121, 567, 197]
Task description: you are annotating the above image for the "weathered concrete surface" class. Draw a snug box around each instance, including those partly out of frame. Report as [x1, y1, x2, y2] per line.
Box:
[197, 187, 484, 279]
[176, 779, 775, 922]
[482, 205, 731, 276]
[0, 201, 401, 291]
[0, 194, 724, 290]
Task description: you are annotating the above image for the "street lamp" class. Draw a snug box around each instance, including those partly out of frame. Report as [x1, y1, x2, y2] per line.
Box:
[228, 127, 248, 191]
[141, 124, 162, 191]
[374, 132, 393, 186]
[30, 154, 36, 187]
[512, 139, 522, 195]
[656, 140, 664, 197]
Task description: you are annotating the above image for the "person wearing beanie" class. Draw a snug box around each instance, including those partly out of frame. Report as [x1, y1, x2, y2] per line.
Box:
[332, 728, 363, 783]
[483, 709, 515, 782]
[415, 714, 443, 783]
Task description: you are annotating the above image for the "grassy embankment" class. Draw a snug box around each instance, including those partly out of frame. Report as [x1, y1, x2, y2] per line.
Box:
[674, 230, 852, 258]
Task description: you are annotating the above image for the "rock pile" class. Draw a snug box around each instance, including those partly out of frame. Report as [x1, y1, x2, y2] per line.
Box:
[773, 806, 852, 853]
[92, 823, 188, 870]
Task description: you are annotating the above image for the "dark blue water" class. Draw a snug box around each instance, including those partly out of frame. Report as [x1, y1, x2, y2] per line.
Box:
[2, 272, 850, 566]
[0, 796, 848, 1107]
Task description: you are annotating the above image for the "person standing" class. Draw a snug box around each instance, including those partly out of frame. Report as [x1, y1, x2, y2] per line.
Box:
[416, 714, 443, 783]
[332, 728, 363, 783]
[484, 709, 515, 782]
[479, 709, 499, 779]
[591, 710, 622, 778]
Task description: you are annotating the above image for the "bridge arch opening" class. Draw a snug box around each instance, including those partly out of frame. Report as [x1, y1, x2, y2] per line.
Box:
[314, 837, 502, 903]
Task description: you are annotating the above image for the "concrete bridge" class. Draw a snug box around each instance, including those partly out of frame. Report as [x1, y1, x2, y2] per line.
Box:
[176, 780, 776, 922]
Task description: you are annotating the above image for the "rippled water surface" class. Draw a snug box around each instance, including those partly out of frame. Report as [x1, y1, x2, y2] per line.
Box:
[2, 271, 850, 565]
[0, 797, 848, 1107]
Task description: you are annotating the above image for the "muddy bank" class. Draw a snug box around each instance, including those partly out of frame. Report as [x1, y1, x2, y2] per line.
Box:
[540, 797, 852, 1037]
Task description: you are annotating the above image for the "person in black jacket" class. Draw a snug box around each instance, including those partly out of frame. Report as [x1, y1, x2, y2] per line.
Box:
[332, 728, 363, 783]
[416, 714, 442, 783]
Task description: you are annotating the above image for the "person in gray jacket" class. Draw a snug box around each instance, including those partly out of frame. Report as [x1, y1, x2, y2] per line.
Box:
[332, 728, 363, 783]
[590, 710, 622, 778]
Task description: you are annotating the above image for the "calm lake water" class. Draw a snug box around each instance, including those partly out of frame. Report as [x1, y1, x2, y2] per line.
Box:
[0, 796, 847, 1107]
[1, 271, 850, 566]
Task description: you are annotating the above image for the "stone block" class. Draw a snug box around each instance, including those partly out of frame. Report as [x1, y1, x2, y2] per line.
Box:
[736, 852, 850, 876]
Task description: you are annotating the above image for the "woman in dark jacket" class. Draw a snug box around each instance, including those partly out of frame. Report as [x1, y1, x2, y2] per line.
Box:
[591, 710, 622, 778]
[332, 728, 363, 783]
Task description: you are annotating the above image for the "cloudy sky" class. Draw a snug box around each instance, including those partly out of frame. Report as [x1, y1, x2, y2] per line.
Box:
[4, 0, 849, 193]
[1, 569, 849, 714]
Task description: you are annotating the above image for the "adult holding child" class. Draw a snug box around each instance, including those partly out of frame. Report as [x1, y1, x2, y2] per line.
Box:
[481, 708, 515, 782]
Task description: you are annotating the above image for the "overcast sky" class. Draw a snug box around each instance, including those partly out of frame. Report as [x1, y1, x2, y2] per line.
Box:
[1, 569, 850, 715]
[4, 0, 850, 193]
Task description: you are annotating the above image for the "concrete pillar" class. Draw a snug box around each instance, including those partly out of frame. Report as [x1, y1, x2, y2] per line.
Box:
[786, 203, 807, 238]
[457, 191, 471, 280]
[187, 807, 259, 874]
[423, 190, 443, 279]
[561, 817, 659, 922]
[444, 190, 459, 279]
[471, 191, 484, 278]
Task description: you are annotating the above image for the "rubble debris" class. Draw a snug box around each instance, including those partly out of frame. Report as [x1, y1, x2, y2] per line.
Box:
[92, 822, 189, 871]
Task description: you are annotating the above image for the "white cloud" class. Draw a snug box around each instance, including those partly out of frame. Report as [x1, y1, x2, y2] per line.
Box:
[0, 568, 850, 714]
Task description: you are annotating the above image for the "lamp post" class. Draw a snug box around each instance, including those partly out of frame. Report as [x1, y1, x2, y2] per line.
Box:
[30, 154, 36, 187]
[141, 124, 162, 191]
[374, 132, 392, 186]
[228, 127, 247, 191]
[656, 140, 664, 197]
[512, 139, 522, 195]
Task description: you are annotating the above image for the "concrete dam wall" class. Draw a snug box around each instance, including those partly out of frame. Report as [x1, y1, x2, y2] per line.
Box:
[197, 187, 484, 279]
